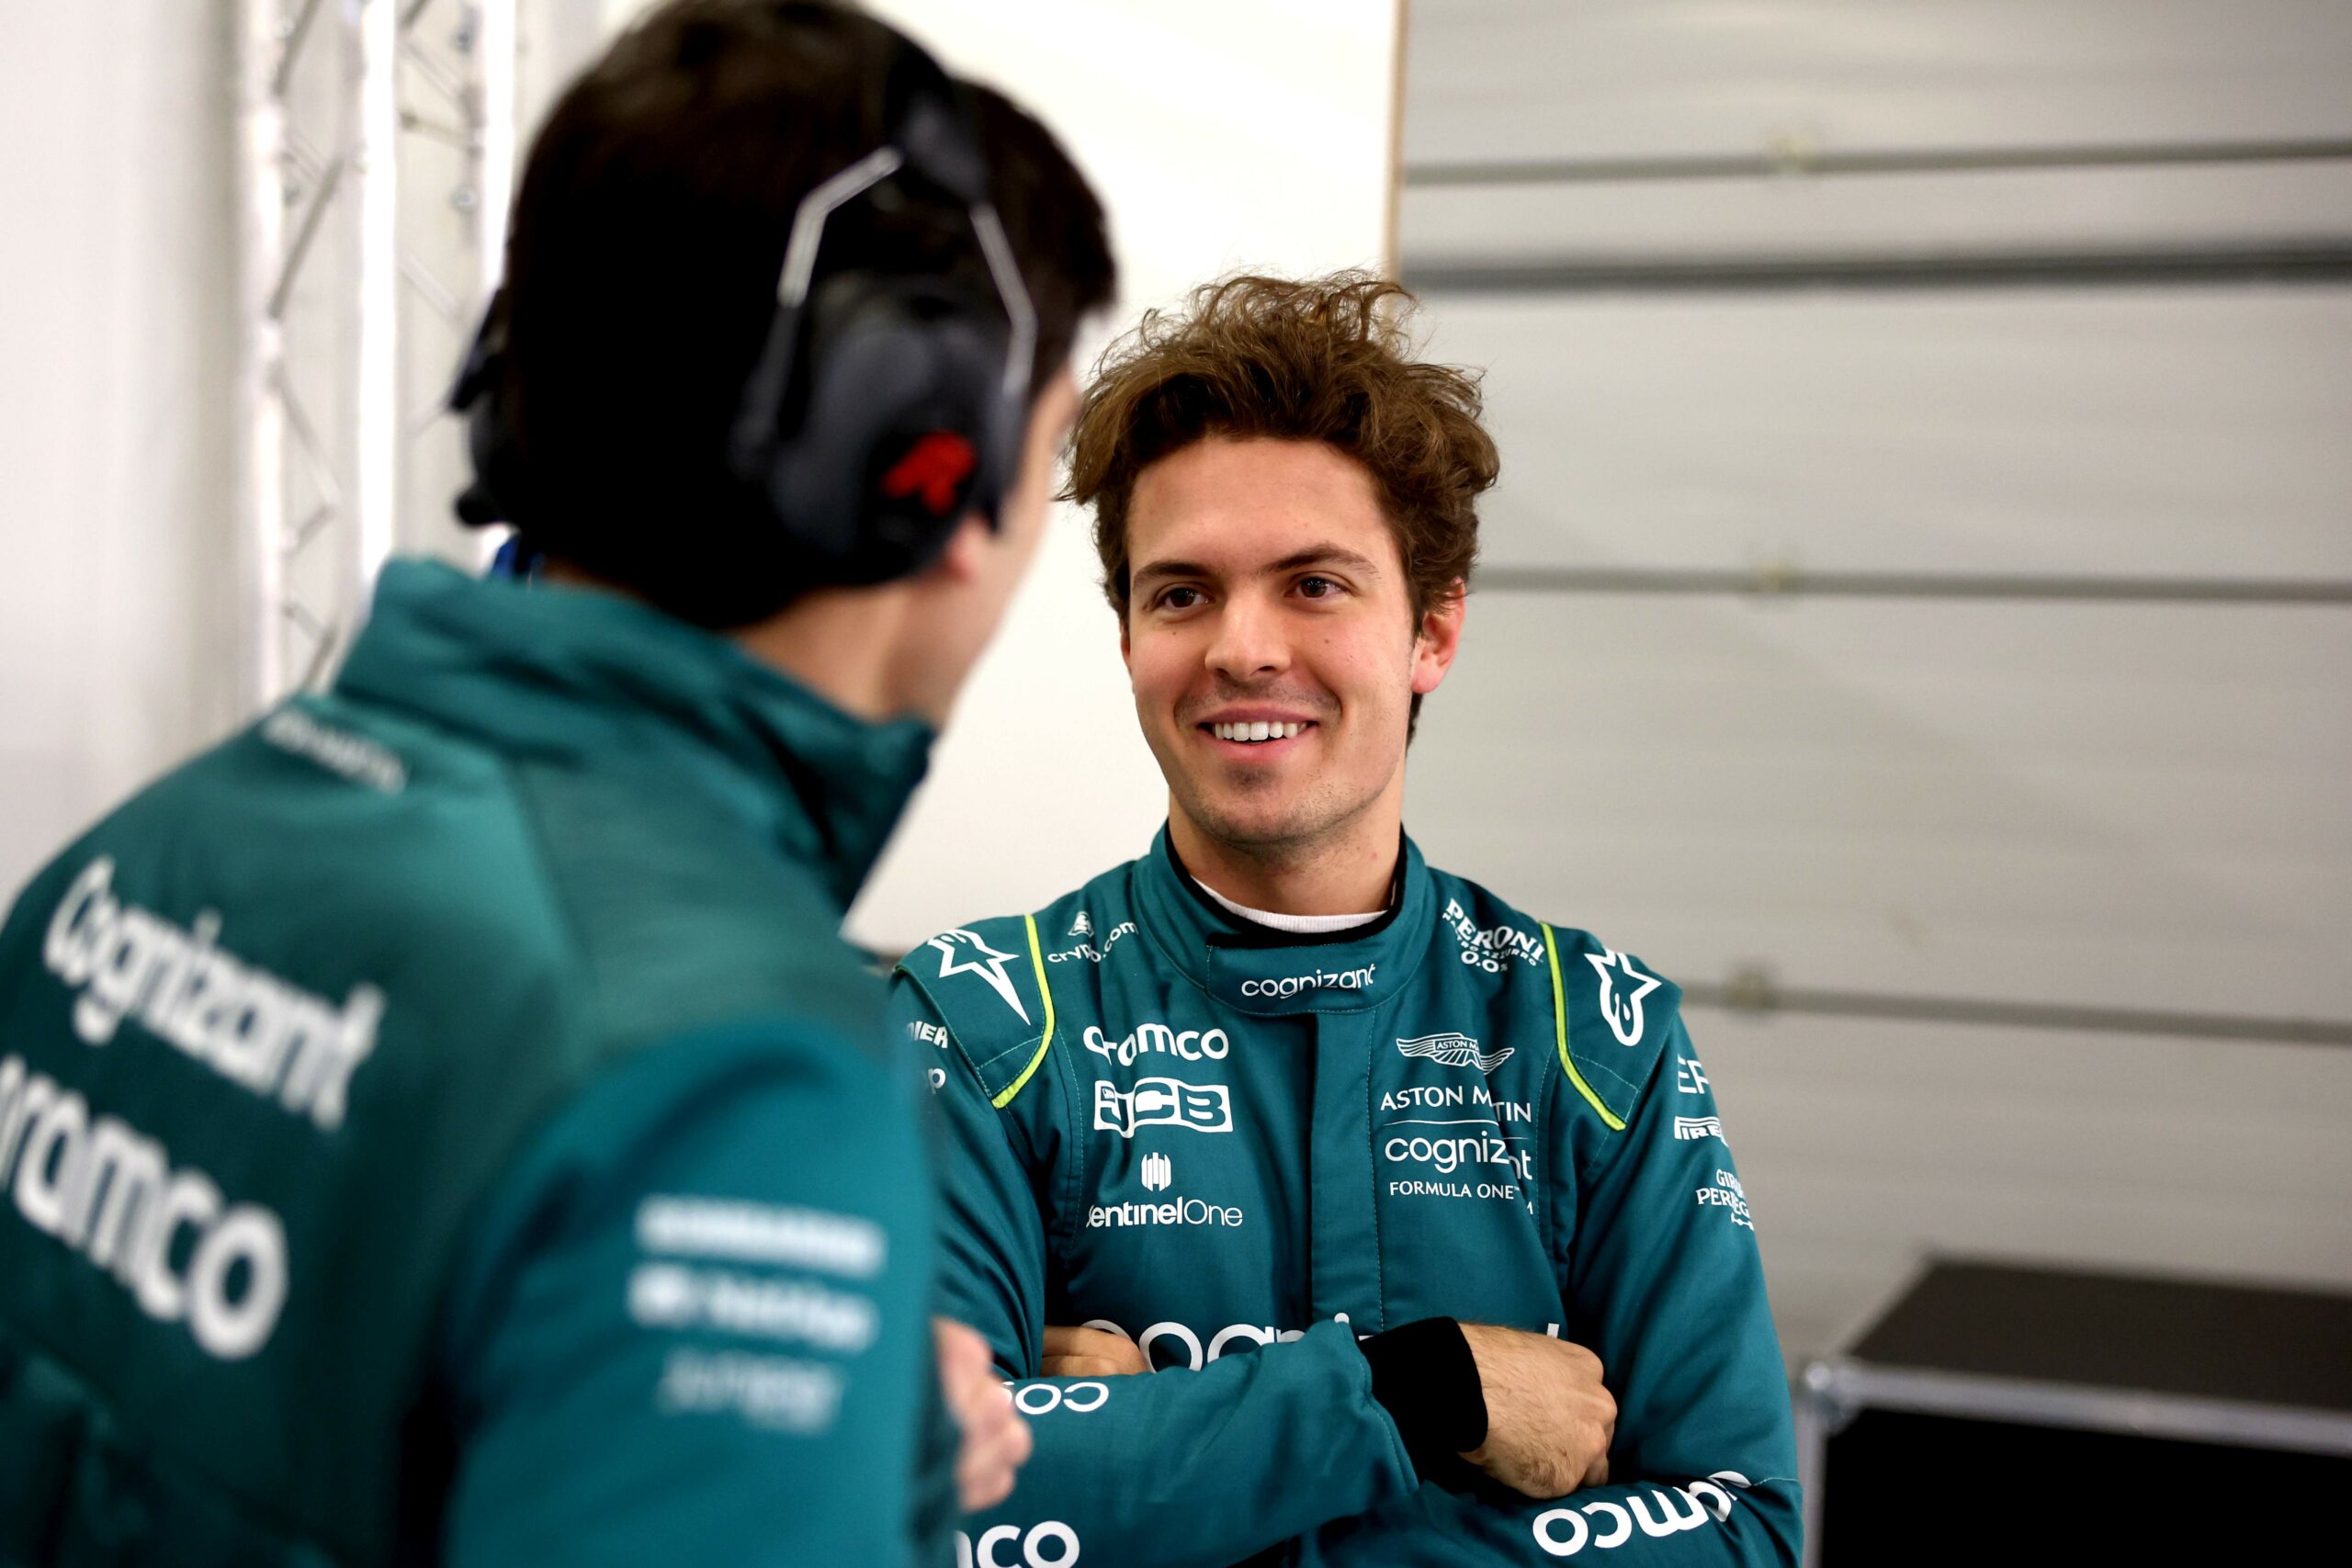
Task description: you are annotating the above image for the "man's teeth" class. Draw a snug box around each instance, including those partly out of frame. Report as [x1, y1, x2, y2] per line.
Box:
[1211, 721, 1306, 742]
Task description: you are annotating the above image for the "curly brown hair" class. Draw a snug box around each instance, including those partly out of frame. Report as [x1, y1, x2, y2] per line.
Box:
[1068, 270, 1498, 616]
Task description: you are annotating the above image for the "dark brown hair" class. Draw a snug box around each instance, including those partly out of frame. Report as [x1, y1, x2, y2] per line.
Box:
[492, 0, 1114, 626]
[1067, 274, 1499, 717]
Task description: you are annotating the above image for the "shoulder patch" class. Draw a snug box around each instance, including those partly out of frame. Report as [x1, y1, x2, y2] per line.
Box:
[920, 925, 1036, 1026]
[1539, 924, 1682, 1132]
[895, 914, 1057, 1109]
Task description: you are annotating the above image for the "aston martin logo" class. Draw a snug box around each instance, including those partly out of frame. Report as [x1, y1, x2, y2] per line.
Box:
[1396, 1032, 1513, 1074]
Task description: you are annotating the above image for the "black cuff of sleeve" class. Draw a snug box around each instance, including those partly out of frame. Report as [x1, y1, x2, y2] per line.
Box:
[1359, 1316, 1487, 1459]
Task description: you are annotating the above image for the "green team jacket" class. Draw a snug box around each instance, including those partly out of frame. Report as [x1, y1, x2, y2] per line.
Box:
[892, 831, 1801, 1568]
[0, 560, 950, 1567]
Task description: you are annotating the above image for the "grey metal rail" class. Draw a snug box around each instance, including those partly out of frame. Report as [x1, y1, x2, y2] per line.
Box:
[1405, 138, 2352, 187]
[1475, 565, 2352, 605]
[1684, 971, 2352, 1049]
[1403, 243, 2352, 295]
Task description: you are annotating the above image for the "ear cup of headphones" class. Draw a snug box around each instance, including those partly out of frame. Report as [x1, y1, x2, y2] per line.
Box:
[748, 269, 1015, 586]
[451, 306, 525, 528]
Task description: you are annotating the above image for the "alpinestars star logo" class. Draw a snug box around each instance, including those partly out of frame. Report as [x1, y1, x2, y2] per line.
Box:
[927, 928, 1030, 1023]
[1587, 948, 1661, 1046]
[1396, 1032, 1513, 1074]
[1069, 911, 1092, 938]
[1140, 1152, 1172, 1191]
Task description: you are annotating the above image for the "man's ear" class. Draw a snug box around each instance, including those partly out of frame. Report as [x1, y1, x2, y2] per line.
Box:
[923, 511, 995, 587]
[1118, 604, 1132, 672]
[1411, 579, 1466, 696]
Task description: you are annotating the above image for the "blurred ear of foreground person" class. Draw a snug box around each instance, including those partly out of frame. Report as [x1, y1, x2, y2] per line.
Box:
[0, 2, 1111, 1563]
[891, 272, 1804, 1567]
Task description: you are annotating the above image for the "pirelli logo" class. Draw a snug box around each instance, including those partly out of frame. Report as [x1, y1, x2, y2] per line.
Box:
[1673, 1116, 1724, 1142]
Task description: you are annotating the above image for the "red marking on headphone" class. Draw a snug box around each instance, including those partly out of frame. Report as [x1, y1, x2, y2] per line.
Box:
[881, 431, 978, 516]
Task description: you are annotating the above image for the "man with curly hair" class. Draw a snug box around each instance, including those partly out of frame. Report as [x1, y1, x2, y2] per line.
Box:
[892, 274, 1801, 1565]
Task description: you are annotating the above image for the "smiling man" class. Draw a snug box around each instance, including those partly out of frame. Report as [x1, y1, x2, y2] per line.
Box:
[892, 275, 1800, 1566]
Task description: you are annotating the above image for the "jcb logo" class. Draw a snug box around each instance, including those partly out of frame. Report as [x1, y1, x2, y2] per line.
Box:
[1092, 1077, 1231, 1136]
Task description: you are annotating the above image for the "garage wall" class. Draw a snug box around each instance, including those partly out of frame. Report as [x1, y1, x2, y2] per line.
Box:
[0, 4, 243, 906]
[1395, 0, 2352, 1359]
[839, 0, 1405, 951]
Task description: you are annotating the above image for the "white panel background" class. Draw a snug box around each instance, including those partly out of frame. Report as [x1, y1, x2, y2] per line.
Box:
[1398, 0, 2352, 1359]
[0, 5, 242, 906]
[1425, 289, 2352, 580]
[839, 0, 1403, 951]
[1407, 0, 2352, 165]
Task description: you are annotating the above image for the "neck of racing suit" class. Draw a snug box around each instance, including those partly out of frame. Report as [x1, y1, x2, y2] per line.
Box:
[1137, 826, 1436, 1019]
[335, 558, 935, 910]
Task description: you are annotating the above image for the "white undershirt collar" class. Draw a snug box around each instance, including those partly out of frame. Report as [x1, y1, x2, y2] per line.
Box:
[1197, 880, 1385, 935]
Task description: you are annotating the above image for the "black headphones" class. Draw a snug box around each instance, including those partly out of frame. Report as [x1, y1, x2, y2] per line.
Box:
[453, 28, 1035, 594]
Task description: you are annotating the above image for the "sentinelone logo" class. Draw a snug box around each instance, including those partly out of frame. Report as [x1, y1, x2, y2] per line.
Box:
[1086, 1195, 1243, 1230]
[1238, 963, 1376, 1000]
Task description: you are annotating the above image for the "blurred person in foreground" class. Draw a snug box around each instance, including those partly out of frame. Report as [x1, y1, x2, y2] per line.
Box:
[0, 3, 1112, 1562]
[892, 274, 1801, 1566]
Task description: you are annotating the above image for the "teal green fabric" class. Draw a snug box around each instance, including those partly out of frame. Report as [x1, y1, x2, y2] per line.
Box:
[893, 830, 1801, 1567]
[0, 559, 945, 1567]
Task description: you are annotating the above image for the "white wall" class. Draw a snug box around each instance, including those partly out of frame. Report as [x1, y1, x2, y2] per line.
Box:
[1397, 0, 2352, 1360]
[0, 4, 243, 905]
[840, 0, 1404, 950]
[0, 0, 1400, 925]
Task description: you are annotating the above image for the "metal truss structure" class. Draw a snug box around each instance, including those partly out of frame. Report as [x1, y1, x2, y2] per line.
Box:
[234, 0, 519, 712]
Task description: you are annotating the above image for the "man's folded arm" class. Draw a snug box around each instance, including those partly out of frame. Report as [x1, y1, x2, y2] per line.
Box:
[1304, 1013, 1803, 1566]
[895, 979, 1423, 1568]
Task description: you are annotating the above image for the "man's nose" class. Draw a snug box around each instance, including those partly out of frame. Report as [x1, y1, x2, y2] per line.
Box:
[1204, 592, 1289, 682]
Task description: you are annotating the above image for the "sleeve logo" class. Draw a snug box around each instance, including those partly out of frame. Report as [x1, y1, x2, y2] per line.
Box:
[925, 928, 1030, 1024]
[1092, 1077, 1233, 1136]
[1586, 948, 1661, 1046]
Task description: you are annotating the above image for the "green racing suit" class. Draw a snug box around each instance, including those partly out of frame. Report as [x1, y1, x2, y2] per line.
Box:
[0, 560, 952, 1567]
[891, 830, 1800, 1567]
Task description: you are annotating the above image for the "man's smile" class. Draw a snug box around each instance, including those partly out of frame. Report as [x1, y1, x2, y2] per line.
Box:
[1193, 710, 1320, 755]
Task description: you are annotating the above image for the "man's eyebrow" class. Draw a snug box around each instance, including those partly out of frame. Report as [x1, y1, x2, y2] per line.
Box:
[1131, 558, 1210, 587]
[1131, 545, 1382, 586]
[1267, 545, 1382, 578]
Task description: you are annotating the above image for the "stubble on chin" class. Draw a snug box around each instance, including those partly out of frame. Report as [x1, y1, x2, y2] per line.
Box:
[1173, 761, 1379, 863]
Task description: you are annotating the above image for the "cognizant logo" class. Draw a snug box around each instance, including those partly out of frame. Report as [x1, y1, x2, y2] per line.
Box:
[1383, 1130, 1535, 1181]
[955, 1521, 1080, 1567]
[1238, 963, 1376, 1000]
